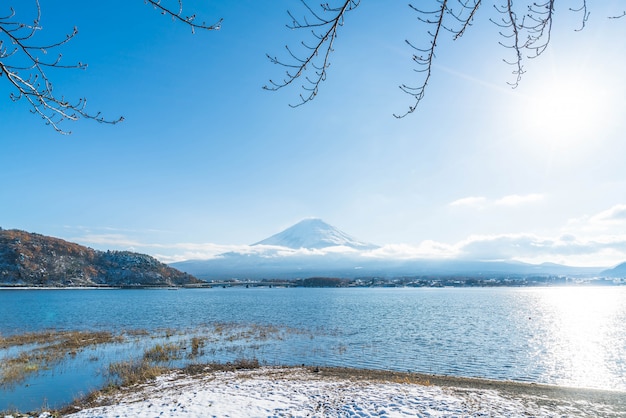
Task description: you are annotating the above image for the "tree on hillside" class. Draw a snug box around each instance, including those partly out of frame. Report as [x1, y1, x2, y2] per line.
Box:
[0, 0, 623, 133]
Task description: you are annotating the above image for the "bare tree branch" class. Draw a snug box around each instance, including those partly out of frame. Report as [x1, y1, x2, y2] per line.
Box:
[523, 0, 555, 59]
[267, 1, 621, 118]
[454, 0, 483, 40]
[394, 0, 484, 117]
[263, 0, 360, 108]
[144, 0, 222, 33]
[1, 1, 623, 131]
[570, 1, 589, 31]
[0, 0, 219, 134]
[491, 0, 525, 89]
[0, 0, 125, 134]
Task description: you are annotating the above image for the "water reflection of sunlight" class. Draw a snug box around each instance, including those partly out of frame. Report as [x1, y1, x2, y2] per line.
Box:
[537, 287, 623, 389]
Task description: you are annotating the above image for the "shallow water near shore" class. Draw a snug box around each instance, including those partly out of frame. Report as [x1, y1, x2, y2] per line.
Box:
[1, 286, 626, 411]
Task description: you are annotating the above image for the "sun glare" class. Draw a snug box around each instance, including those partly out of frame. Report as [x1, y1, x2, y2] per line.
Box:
[515, 71, 615, 154]
[536, 287, 625, 389]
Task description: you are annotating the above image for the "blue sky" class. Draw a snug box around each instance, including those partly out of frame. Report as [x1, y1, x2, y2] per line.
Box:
[2, 1, 626, 267]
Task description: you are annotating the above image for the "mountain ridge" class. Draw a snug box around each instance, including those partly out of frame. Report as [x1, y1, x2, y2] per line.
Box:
[601, 261, 626, 278]
[0, 228, 200, 287]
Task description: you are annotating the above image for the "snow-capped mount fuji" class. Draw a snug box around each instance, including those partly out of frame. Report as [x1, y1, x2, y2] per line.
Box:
[252, 218, 379, 250]
[169, 219, 606, 282]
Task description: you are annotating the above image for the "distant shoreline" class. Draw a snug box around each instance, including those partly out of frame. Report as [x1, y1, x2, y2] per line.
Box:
[1, 280, 625, 290]
[0, 285, 188, 290]
[0, 286, 119, 290]
[0, 286, 161, 290]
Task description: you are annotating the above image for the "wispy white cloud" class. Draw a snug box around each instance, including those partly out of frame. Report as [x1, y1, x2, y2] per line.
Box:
[151, 243, 252, 263]
[65, 225, 172, 234]
[590, 204, 626, 225]
[565, 204, 626, 235]
[73, 233, 252, 263]
[449, 196, 488, 209]
[495, 193, 544, 206]
[467, 233, 626, 267]
[449, 193, 544, 209]
[372, 203, 626, 265]
[75, 234, 144, 248]
[456, 233, 617, 260]
[364, 242, 458, 260]
[363, 233, 626, 267]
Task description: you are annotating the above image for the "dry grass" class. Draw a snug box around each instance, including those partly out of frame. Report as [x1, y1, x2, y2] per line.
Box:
[0, 330, 120, 350]
[0, 330, 119, 349]
[210, 322, 309, 343]
[222, 357, 261, 370]
[56, 358, 170, 416]
[1, 354, 41, 387]
[105, 345, 260, 389]
[182, 358, 261, 375]
[0, 330, 58, 349]
[107, 360, 168, 387]
[0, 324, 289, 389]
[182, 362, 207, 375]
[142, 342, 184, 363]
[122, 329, 150, 337]
[392, 375, 432, 386]
[2, 323, 324, 414]
[0, 330, 123, 388]
[190, 336, 205, 357]
[315, 367, 435, 387]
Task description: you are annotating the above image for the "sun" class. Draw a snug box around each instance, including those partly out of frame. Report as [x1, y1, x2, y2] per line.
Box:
[515, 70, 616, 154]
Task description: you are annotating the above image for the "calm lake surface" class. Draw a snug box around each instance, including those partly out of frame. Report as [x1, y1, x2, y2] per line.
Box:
[1, 286, 626, 411]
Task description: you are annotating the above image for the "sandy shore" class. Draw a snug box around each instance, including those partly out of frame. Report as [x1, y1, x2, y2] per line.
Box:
[49, 366, 626, 417]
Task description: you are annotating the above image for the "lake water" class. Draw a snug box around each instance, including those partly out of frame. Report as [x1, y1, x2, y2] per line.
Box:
[1, 286, 626, 411]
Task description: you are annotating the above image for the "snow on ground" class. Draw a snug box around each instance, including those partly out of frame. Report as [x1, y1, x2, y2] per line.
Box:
[57, 367, 613, 418]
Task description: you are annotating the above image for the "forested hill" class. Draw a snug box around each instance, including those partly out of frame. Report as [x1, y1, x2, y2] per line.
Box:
[0, 228, 200, 287]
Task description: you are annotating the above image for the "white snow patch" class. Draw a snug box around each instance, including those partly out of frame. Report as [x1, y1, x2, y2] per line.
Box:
[58, 367, 597, 418]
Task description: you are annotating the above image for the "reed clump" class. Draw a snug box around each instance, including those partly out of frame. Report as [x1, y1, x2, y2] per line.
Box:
[0, 330, 122, 388]
[190, 336, 205, 357]
[142, 342, 184, 363]
[107, 360, 167, 387]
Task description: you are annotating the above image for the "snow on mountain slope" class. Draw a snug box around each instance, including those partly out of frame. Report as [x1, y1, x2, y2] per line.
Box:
[252, 218, 379, 250]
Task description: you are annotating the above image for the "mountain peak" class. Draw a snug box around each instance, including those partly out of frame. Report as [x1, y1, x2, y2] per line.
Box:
[252, 219, 379, 250]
